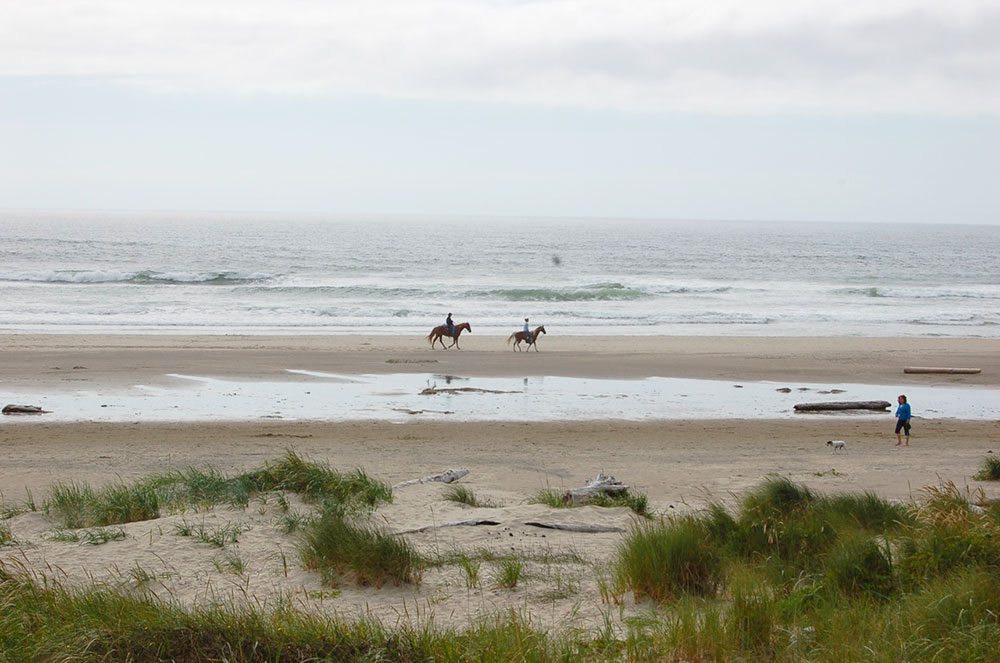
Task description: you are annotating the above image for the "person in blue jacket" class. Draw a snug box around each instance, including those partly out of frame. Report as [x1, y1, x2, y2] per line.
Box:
[895, 394, 911, 447]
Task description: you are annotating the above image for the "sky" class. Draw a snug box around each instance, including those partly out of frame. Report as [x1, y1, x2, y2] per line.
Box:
[1, 0, 998, 224]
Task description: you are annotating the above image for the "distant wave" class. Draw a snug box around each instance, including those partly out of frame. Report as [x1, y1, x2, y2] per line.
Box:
[834, 285, 1000, 300]
[0, 270, 272, 285]
[907, 316, 999, 327]
[835, 286, 887, 298]
[474, 283, 650, 302]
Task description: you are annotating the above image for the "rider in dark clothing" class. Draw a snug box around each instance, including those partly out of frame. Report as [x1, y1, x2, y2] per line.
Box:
[446, 313, 455, 338]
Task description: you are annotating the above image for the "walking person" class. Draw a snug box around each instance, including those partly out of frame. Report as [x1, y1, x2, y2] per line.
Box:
[895, 394, 911, 447]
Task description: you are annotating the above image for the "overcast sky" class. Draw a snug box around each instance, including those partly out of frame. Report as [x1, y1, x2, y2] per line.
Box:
[2, 0, 998, 223]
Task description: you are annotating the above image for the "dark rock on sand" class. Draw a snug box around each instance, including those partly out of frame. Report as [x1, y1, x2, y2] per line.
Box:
[2, 404, 51, 415]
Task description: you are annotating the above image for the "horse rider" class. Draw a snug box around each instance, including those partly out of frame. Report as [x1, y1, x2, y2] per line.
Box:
[446, 313, 455, 338]
[523, 317, 532, 344]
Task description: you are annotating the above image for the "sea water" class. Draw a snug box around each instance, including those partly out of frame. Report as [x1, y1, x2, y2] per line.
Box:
[1, 211, 998, 337]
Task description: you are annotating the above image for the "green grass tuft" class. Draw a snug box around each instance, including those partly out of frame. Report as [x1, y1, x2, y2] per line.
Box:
[44, 481, 159, 529]
[529, 488, 651, 517]
[300, 506, 421, 587]
[974, 455, 1000, 481]
[442, 485, 500, 508]
[825, 535, 896, 599]
[245, 450, 392, 510]
[615, 517, 721, 601]
[494, 558, 524, 589]
[173, 521, 247, 548]
[48, 527, 126, 546]
[0, 522, 14, 547]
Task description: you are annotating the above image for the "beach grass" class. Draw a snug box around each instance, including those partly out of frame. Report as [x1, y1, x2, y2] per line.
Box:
[244, 450, 392, 509]
[47, 526, 127, 546]
[9, 471, 1000, 660]
[40, 450, 391, 531]
[442, 485, 501, 508]
[44, 481, 160, 529]
[974, 455, 1000, 481]
[529, 488, 651, 517]
[614, 516, 722, 601]
[299, 505, 421, 587]
[172, 520, 248, 548]
[4, 560, 1000, 661]
[493, 558, 524, 589]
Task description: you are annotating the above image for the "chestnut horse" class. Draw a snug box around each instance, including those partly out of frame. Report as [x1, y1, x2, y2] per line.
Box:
[427, 321, 472, 349]
[506, 325, 546, 352]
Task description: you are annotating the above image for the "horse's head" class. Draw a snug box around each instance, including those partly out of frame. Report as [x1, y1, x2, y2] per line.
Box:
[459, 322, 471, 332]
[536, 325, 546, 335]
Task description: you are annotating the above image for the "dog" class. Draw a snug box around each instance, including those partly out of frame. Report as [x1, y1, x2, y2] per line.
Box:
[827, 440, 847, 453]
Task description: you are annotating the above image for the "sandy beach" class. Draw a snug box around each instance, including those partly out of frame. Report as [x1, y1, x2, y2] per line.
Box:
[3, 333, 998, 388]
[2, 334, 998, 630]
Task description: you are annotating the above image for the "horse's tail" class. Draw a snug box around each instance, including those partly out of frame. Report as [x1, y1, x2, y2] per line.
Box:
[506, 333, 515, 345]
[427, 331, 436, 345]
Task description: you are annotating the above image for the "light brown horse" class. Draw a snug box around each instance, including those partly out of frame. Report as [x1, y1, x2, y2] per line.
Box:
[506, 325, 546, 351]
[427, 321, 472, 349]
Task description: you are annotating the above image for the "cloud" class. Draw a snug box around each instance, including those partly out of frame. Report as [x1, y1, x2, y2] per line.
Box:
[2, 0, 999, 114]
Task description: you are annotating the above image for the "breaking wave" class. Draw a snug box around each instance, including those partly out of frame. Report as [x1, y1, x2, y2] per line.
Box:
[0, 270, 272, 285]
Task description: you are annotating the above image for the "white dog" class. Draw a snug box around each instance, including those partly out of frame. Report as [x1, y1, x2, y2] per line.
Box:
[827, 440, 847, 453]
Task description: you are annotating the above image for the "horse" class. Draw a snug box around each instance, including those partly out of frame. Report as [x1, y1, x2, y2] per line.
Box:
[506, 325, 546, 352]
[427, 321, 472, 349]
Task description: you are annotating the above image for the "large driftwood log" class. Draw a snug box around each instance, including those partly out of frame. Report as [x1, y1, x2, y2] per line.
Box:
[396, 518, 500, 535]
[794, 401, 891, 412]
[420, 386, 520, 395]
[524, 521, 624, 533]
[564, 473, 630, 505]
[904, 367, 982, 375]
[2, 404, 51, 415]
[393, 468, 470, 490]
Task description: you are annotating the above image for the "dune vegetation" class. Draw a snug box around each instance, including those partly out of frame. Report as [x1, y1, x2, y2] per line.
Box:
[3, 466, 1000, 661]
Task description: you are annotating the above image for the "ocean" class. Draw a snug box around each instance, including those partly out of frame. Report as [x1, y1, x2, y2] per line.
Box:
[1, 211, 998, 337]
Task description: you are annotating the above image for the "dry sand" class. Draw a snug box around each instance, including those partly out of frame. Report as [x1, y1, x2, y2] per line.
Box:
[1, 334, 998, 629]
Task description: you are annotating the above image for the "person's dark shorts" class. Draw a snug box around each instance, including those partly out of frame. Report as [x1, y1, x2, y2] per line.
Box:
[895, 419, 911, 435]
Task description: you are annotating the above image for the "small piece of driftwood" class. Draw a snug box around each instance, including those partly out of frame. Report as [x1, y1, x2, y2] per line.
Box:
[2, 404, 51, 415]
[393, 468, 470, 490]
[904, 367, 981, 375]
[794, 401, 891, 412]
[420, 386, 520, 395]
[524, 521, 624, 534]
[396, 519, 500, 535]
[564, 473, 630, 505]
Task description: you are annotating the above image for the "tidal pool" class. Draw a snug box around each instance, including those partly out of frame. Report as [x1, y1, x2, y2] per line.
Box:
[2, 372, 997, 423]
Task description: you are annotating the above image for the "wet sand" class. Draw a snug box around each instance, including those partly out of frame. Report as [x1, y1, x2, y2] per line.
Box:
[2, 334, 998, 389]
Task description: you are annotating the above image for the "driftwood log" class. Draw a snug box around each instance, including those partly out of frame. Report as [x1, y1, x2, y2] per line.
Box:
[420, 386, 520, 395]
[564, 473, 630, 505]
[904, 367, 982, 375]
[396, 519, 500, 535]
[794, 401, 891, 412]
[2, 404, 51, 415]
[524, 521, 624, 533]
[393, 468, 470, 490]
